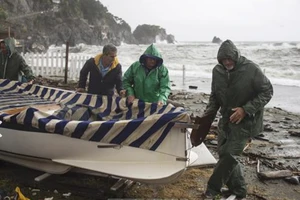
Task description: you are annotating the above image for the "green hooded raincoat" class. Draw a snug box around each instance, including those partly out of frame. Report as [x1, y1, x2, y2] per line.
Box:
[205, 40, 273, 198]
[123, 44, 170, 104]
[0, 38, 34, 82]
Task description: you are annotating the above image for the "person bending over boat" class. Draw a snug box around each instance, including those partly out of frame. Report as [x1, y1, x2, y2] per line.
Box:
[76, 44, 123, 96]
[0, 38, 35, 83]
[202, 40, 273, 199]
[122, 44, 170, 105]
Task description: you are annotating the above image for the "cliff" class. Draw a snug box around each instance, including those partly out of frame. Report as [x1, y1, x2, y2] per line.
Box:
[0, 0, 175, 52]
[133, 24, 175, 44]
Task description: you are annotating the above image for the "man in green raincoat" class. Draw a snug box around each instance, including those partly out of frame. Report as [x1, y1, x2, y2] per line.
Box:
[203, 40, 273, 199]
[122, 44, 170, 105]
[0, 38, 35, 82]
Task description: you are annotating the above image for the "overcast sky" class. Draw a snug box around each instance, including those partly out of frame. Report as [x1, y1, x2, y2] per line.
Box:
[100, 0, 300, 42]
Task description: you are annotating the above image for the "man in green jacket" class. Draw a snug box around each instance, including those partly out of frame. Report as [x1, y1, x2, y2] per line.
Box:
[203, 40, 273, 199]
[0, 38, 35, 82]
[122, 44, 170, 105]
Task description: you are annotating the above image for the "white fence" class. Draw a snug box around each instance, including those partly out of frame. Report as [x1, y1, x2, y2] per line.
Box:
[22, 51, 190, 85]
[22, 51, 90, 81]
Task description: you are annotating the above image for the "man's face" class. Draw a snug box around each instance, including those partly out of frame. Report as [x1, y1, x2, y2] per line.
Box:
[103, 51, 117, 65]
[145, 57, 157, 69]
[0, 42, 7, 54]
[222, 58, 235, 71]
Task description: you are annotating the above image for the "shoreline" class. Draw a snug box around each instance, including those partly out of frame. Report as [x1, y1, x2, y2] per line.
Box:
[170, 76, 300, 115]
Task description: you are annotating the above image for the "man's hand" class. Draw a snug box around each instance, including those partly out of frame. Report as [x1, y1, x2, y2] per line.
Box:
[76, 88, 86, 93]
[127, 95, 135, 104]
[120, 90, 126, 97]
[230, 107, 246, 124]
[28, 79, 34, 84]
[157, 101, 164, 106]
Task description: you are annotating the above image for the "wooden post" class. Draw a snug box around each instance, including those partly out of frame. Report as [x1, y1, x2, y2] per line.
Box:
[182, 65, 185, 85]
[64, 41, 69, 84]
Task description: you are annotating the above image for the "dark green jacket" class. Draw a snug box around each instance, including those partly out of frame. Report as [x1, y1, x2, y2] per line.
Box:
[205, 40, 273, 137]
[0, 37, 34, 81]
[123, 44, 170, 104]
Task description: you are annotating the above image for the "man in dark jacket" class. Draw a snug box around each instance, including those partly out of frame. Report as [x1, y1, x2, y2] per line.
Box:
[76, 44, 122, 96]
[0, 38, 35, 82]
[203, 40, 273, 199]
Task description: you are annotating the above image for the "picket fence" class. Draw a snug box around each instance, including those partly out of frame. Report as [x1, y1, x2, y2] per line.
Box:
[22, 51, 90, 81]
[21, 51, 189, 84]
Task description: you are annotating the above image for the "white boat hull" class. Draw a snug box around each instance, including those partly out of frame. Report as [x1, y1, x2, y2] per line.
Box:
[0, 79, 216, 184]
[0, 126, 216, 184]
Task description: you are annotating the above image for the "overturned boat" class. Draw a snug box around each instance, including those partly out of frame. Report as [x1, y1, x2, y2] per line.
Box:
[0, 79, 216, 184]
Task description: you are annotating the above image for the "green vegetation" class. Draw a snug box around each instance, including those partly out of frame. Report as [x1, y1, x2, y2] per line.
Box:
[0, 7, 8, 20]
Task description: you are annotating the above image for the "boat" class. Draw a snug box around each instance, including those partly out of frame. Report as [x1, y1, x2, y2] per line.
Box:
[0, 79, 216, 184]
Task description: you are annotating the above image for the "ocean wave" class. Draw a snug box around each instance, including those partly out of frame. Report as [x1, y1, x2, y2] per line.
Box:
[45, 42, 300, 88]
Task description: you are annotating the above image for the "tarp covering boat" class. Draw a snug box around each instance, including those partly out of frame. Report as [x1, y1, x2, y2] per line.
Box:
[0, 79, 190, 151]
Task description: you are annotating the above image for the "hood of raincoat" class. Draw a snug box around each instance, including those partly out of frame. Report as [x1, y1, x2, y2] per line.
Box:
[217, 40, 241, 65]
[139, 44, 163, 68]
[3, 37, 16, 57]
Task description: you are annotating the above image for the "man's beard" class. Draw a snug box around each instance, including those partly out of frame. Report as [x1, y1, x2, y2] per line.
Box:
[225, 65, 234, 71]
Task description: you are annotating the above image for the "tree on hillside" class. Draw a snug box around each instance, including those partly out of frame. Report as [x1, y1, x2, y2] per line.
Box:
[0, 7, 8, 20]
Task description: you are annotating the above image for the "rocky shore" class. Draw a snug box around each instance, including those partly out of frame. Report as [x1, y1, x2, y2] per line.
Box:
[0, 79, 300, 200]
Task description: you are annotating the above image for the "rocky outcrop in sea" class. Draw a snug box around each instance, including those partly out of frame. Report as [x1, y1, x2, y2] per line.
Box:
[212, 36, 222, 44]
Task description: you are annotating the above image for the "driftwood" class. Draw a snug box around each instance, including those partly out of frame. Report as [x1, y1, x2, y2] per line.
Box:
[257, 159, 293, 180]
[167, 99, 185, 108]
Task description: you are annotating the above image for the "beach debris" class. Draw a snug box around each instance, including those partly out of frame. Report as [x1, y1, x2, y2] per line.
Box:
[270, 120, 280, 124]
[166, 99, 185, 107]
[284, 176, 300, 185]
[254, 134, 269, 142]
[205, 134, 216, 140]
[220, 194, 237, 200]
[193, 100, 203, 104]
[256, 160, 293, 180]
[188, 85, 198, 89]
[263, 124, 274, 132]
[62, 192, 71, 197]
[0, 189, 8, 199]
[274, 107, 283, 110]
[209, 140, 218, 145]
[288, 130, 300, 137]
[243, 142, 251, 151]
[15, 187, 30, 200]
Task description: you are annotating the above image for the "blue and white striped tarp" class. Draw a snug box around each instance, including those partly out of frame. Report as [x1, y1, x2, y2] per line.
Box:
[0, 79, 190, 151]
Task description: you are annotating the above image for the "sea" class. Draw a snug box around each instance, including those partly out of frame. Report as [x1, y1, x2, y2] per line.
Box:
[49, 41, 300, 114]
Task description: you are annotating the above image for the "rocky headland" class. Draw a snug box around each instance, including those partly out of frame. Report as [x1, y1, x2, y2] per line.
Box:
[0, 0, 175, 52]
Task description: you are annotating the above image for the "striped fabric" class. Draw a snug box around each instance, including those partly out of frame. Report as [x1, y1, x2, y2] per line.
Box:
[0, 79, 190, 151]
